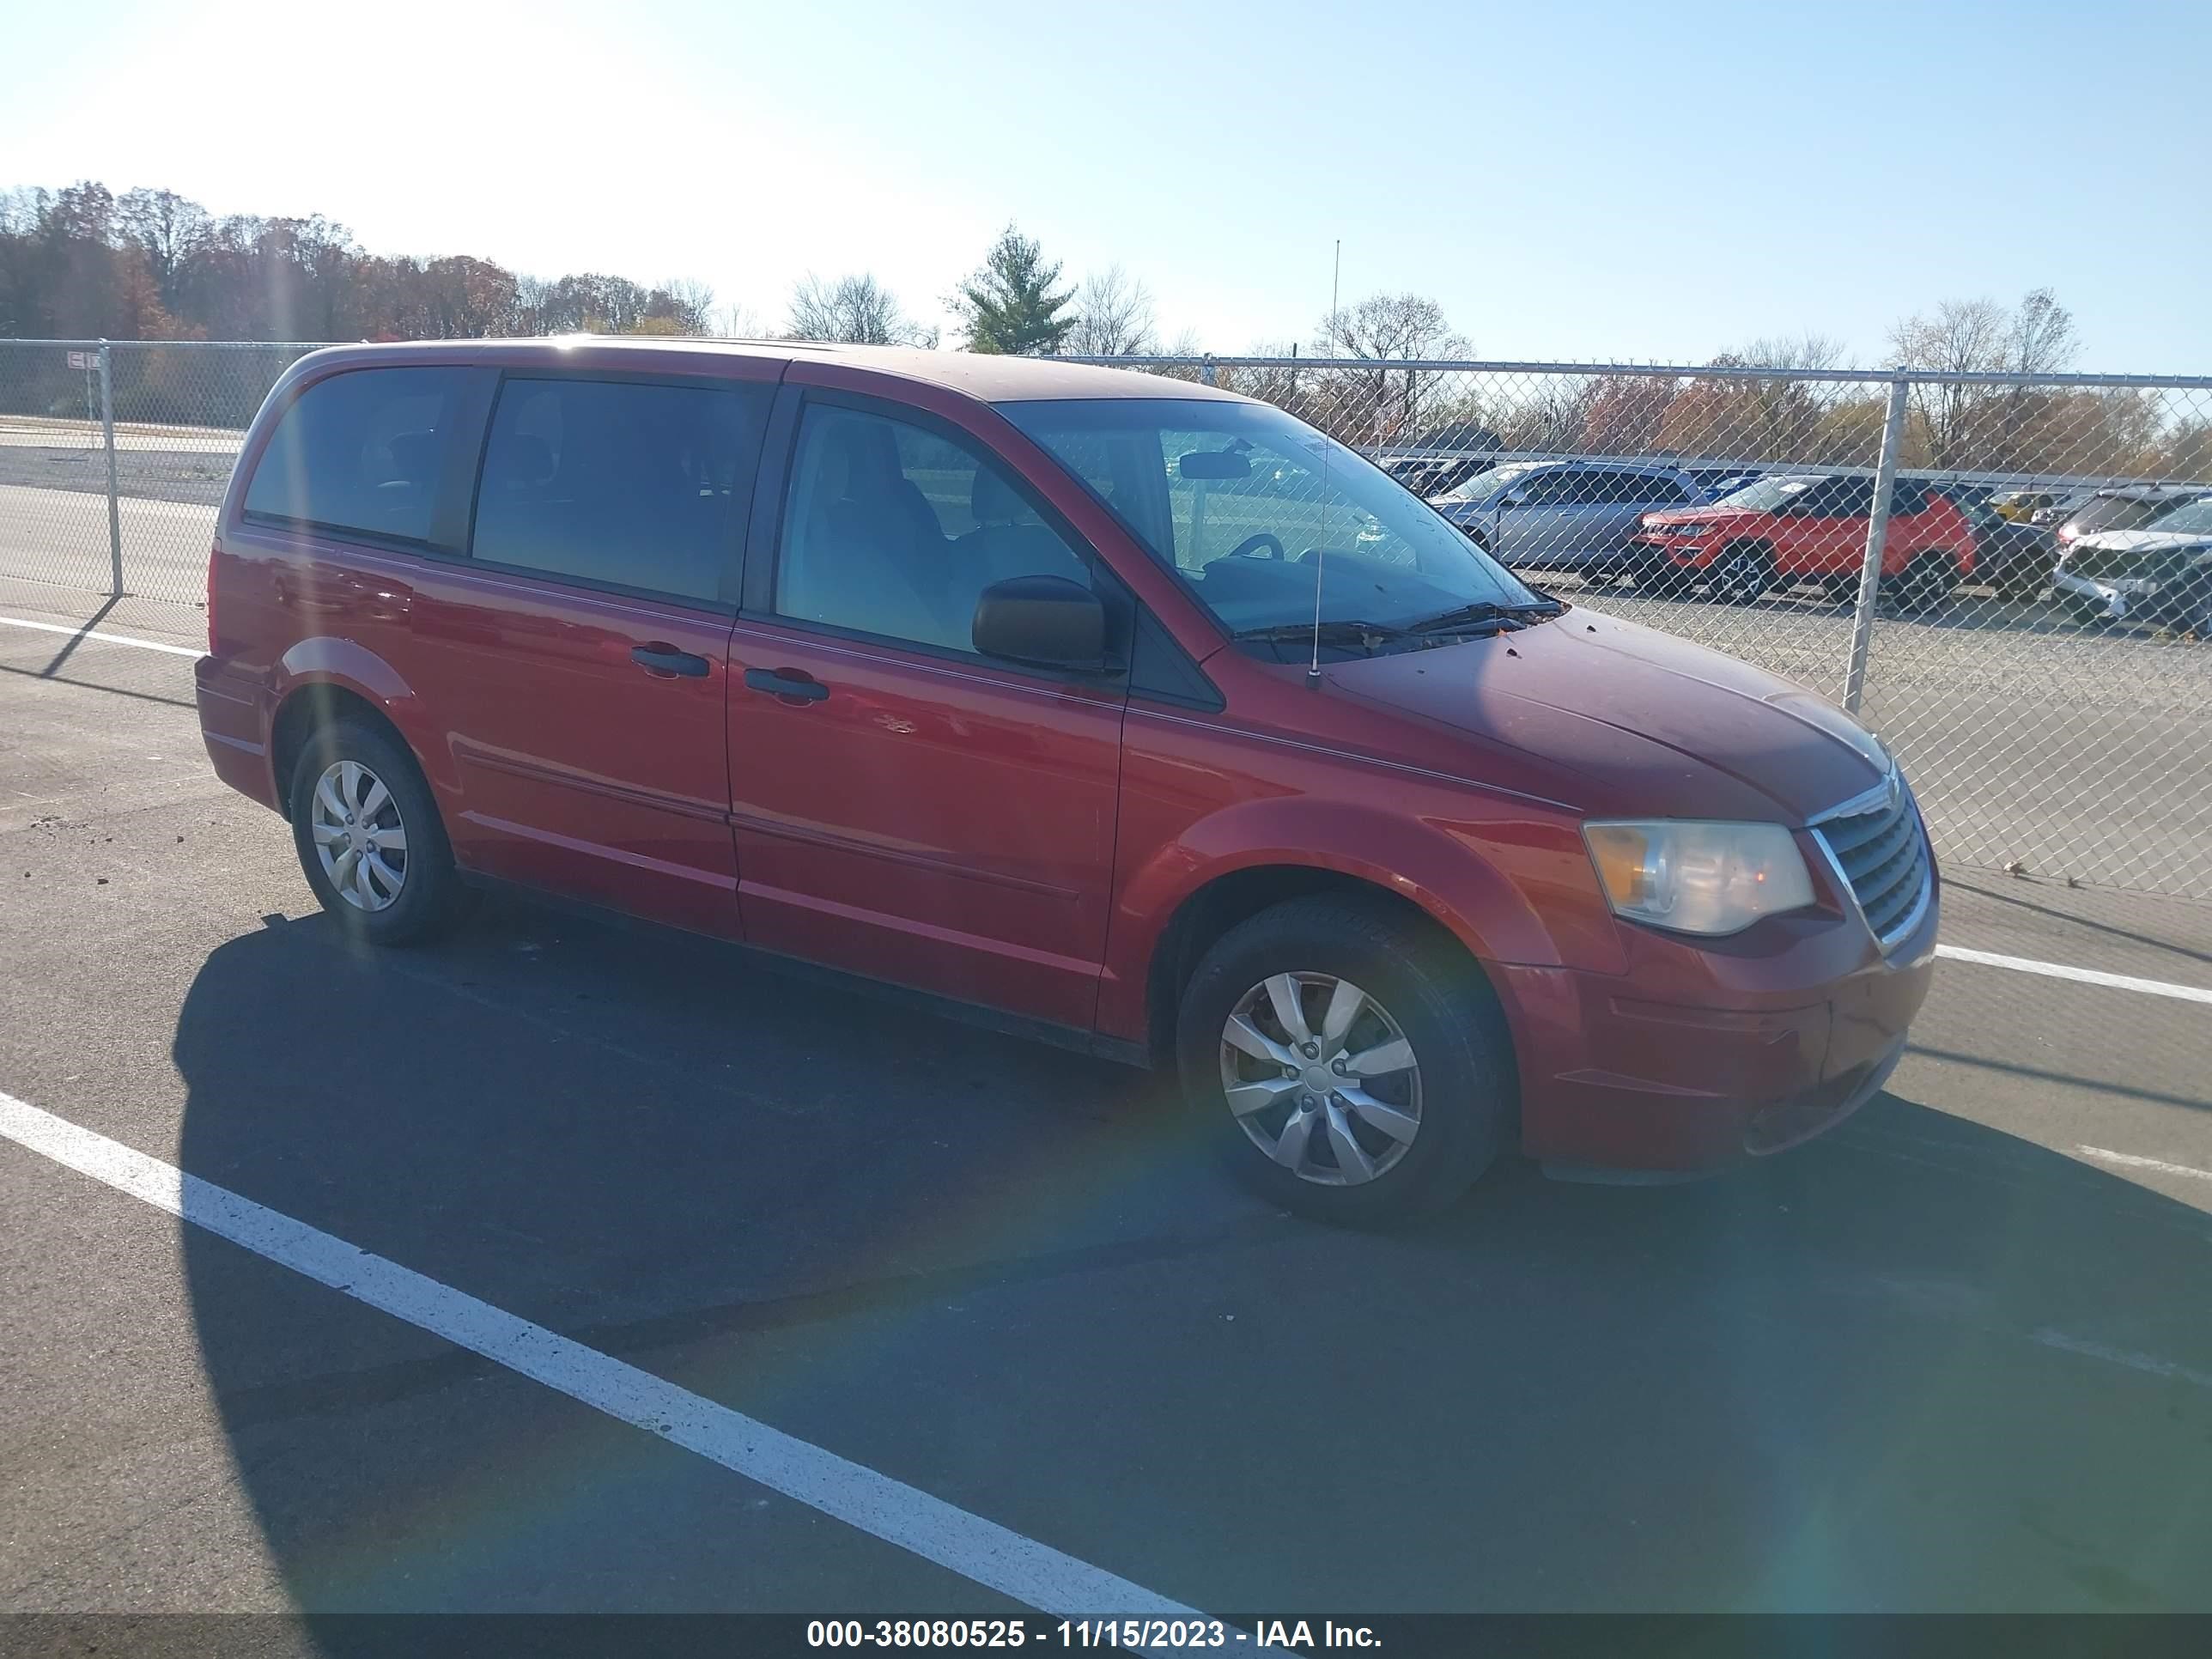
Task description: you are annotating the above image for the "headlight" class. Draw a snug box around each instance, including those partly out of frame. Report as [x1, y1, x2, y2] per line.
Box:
[1583, 820, 1815, 935]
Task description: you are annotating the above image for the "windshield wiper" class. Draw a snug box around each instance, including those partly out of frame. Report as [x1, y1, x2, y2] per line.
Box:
[1231, 619, 1420, 647]
[1406, 597, 1565, 634]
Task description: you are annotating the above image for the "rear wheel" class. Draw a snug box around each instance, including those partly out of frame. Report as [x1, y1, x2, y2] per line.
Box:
[1893, 553, 1960, 616]
[1709, 541, 1774, 606]
[289, 718, 472, 946]
[1175, 896, 1511, 1227]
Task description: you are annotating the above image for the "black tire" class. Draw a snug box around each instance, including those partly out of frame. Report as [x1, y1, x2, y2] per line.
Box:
[1709, 541, 1774, 606]
[289, 716, 473, 946]
[1631, 557, 1692, 599]
[1173, 895, 1512, 1227]
[1893, 553, 1960, 617]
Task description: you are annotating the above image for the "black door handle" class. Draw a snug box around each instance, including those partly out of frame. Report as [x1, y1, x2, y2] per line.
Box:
[744, 666, 830, 703]
[632, 644, 710, 678]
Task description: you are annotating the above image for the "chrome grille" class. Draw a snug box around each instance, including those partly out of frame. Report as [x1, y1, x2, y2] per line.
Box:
[1813, 775, 1932, 951]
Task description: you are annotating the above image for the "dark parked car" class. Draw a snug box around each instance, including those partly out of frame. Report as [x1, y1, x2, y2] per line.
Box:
[1931, 487, 2059, 599]
[197, 339, 1935, 1224]
[2041, 484, 2203, 553]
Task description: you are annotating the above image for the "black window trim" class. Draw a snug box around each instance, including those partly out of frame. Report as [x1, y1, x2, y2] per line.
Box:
[235, 362, 490, 559]
[456, 367, 775, 616]
[742, 385, 1147, 690]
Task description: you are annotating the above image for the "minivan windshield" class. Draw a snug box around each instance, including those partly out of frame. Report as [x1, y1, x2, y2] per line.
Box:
[2132, 495, 2212, 537]
[1003, 398, 1545, 643]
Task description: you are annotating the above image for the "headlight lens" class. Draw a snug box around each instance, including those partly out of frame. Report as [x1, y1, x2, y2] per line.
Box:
[1583, 820, 1815, 935]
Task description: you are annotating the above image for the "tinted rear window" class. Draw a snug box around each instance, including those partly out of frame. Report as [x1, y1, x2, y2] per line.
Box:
[243, 368, 469, 545]
[2070, 495, 2174, 536]
[470, 377, 766, 603]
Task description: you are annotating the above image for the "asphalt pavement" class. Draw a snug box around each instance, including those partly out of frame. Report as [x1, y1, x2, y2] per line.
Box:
[3, 583, 2210, 1630]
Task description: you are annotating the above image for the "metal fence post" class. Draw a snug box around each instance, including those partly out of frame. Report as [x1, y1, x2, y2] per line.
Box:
[1842, 370, 1911, 714]
[97, 340, 123, 599]
[1200, 354, 1218, 388]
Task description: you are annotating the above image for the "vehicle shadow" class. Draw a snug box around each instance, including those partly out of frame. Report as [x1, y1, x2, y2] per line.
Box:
[172, 902, 2212, 1619]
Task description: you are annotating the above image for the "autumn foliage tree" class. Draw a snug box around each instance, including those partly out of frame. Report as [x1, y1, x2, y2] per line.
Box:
[0, 179, 715, 344]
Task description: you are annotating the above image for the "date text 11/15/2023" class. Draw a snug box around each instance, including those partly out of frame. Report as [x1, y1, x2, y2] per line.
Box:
[805, 1618, 1382, 1649]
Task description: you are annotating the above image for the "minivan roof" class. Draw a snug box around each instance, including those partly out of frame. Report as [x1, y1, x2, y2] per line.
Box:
[286, 337, 1251, 405]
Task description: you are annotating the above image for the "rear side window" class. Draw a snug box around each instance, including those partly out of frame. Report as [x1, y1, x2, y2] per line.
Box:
[243, 368, 470, 545]
[470, 377, 766, 604]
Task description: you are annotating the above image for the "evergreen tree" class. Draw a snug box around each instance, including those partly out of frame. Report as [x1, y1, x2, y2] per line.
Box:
[951, 224, 1074, 355]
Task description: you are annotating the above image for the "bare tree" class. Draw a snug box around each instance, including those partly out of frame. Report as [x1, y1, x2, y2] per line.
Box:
[1889, 289, 2079, 469]
[1732, 331, 1851, 372]
[1311, 292, 1471, 445]
[115, 187, 210, 312]
[1065, 264, 1158, 356]
[658, 277, 718, 335]
[786, 272, 937, 347]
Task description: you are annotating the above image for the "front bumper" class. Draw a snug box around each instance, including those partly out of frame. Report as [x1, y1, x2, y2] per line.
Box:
[1495, 893, 1937, 1175]
[2051, 567, 2136, 618]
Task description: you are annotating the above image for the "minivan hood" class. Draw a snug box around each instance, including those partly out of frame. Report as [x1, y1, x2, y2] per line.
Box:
[1322, 611, 1886, 823]
[2066, 526, 2212, 559]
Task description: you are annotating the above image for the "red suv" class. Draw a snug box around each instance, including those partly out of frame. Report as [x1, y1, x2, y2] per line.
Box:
[1636, 473, 1978, 609]
[197, 341, 1936, 1224]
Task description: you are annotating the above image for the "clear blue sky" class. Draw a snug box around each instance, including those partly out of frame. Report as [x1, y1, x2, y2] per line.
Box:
[7, 0, 2206, 369]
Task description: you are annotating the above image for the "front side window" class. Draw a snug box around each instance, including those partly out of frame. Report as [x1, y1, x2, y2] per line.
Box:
[1517, 468, 1584, 506]
[471, 377, 762, 603]
[1004, 398, 1542, 641]
[775, 404, 1094, 653]
[243, 367, 470, 545]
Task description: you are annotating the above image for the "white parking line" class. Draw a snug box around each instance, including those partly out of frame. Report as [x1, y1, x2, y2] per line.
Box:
[0, 1088, 1200, 1620]
[0, 615, 200, 659]
[2075, 1146, 2212, 1183]
[1934, 944, 2212, 1006]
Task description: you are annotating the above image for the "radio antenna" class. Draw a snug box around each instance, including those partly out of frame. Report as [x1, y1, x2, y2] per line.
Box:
[1307, 239, 1341, 686]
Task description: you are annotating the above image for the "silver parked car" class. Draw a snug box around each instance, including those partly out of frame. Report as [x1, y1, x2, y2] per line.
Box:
[1428, 459, 1705, 575]
[2051, 492, 2212, 632]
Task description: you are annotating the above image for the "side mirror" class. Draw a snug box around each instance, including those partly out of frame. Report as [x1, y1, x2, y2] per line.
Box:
[972, 575, 1107, 672]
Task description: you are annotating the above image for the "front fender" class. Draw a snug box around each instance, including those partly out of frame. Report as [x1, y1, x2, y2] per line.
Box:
[1112, 792, 1626, 995]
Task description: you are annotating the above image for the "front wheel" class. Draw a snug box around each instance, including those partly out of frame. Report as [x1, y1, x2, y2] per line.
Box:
[1709, 542, 1774, 606]
[289, 717, 473, 946]
[1175, 896, 1512, 1226]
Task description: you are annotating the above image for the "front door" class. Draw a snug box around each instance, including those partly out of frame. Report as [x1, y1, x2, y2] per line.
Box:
[724, 394, 1126, 1030]
[1775, 476, 1876, 578]
[410, 368, 774, 936]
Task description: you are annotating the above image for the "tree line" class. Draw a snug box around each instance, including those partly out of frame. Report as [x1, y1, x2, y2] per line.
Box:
[3, 180, 2203, 478]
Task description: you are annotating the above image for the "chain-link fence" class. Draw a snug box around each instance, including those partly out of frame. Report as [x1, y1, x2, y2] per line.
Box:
[3, 338, 2208, 902]
[0, 339, 319, 606]
[1073, 354, 2212, 904]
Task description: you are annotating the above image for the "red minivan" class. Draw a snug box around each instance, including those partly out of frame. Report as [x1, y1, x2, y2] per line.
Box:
[197, 340, 1937, 1224]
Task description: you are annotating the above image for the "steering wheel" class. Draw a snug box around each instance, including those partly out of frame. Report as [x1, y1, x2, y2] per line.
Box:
[1224, 532, 1287, 561]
